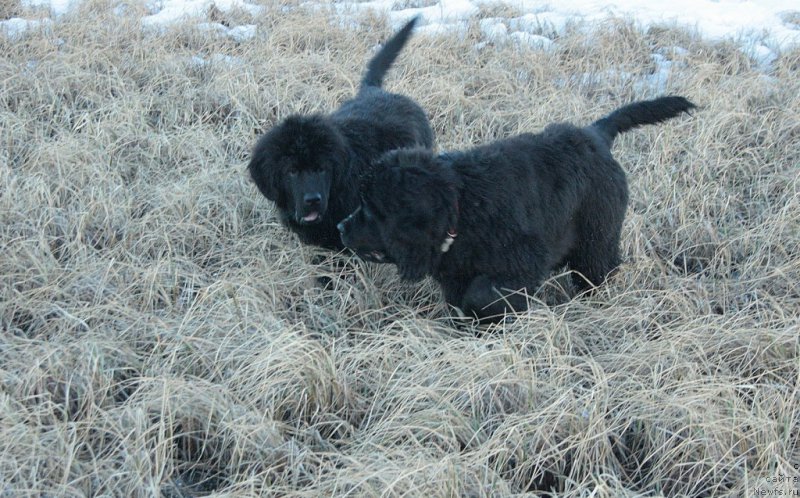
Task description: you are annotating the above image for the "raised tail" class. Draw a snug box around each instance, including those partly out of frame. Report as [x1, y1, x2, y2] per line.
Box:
[360, 16, 420, 90]
[592, 96, 697, 146]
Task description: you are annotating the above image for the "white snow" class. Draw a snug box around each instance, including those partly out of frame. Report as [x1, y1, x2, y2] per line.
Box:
[509, 31, 553, 51]
[2, 0, 798, 76]
[478, 18, 555, 51]
[304, 0, 798, 79]
[350, 0, 799, 56]
[0, 17, 50, 39]
[141, 0, 263, 28]
[195, 22, 257, 42]
[21, 0, 75, 17]
[189, 53, 242, 67]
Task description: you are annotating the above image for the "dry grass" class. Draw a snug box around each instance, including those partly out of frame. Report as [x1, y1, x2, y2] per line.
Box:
[1, 2, 799, 496]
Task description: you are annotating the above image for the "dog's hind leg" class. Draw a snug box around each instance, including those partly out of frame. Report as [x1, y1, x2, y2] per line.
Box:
[567, 241, 621, 293]
[567, 160, 628, 293]
[566, 207, 625, 293]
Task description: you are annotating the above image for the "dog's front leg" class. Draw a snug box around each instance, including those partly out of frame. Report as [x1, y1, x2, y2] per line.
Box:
[393, 243, 434, 282]
[461, 274, 535, 322]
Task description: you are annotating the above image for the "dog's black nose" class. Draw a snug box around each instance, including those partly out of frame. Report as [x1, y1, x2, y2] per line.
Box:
[304, 192, 322, 206]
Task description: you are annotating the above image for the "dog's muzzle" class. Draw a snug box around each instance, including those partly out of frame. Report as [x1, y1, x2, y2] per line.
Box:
[338, 215, 389, 263]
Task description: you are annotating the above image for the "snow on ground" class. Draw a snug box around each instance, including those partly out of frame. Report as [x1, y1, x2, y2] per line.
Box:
[385, 0, 800, 48]
[1, 0, 798, 79]
[0, 16, 50, 40]
[331, 0, 799, 70]
[141, 0, 263, 29]
[194, 22, 257, 42]
[21, 0, 76, 17]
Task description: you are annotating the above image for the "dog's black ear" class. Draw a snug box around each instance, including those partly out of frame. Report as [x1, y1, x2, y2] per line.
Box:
[247, 149, 284, 204]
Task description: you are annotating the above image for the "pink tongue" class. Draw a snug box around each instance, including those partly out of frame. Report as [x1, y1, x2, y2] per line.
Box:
[303, 212, 319, 222]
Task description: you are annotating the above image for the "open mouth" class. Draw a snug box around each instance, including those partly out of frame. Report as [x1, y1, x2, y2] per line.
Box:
[302, 211, 320, 223]
[357, 250, 389, 263]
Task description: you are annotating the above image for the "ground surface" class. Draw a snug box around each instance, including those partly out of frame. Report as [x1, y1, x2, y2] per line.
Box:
[1, 1, 799, 496]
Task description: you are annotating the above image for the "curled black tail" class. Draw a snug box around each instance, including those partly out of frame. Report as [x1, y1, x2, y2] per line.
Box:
[592, 96, 696, 145]
[360, 16, 420, 90]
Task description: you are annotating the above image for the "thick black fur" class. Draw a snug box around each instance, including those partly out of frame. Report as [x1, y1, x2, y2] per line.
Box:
[339, 96, 696, 320]
[247, 17, 433, 251]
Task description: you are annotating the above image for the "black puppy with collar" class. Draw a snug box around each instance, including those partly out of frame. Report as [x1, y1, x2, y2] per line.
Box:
[338, 96, 696, 320]
[248, 17, 433, 252]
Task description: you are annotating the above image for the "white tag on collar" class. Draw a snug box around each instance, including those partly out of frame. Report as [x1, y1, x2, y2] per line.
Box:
[440, 235, 455, 253]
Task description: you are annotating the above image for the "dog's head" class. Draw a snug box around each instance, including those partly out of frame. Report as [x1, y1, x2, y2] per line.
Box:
[248, 115, 347, 225]
[338, 147, 459, 281]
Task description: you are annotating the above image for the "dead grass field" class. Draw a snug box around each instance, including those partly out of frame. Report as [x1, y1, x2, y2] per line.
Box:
[1, 2, 799, 496]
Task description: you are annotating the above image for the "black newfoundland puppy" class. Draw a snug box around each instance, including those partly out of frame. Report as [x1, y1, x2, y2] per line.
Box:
[338, 96, 696, 320]
[247, 17, 434, 251]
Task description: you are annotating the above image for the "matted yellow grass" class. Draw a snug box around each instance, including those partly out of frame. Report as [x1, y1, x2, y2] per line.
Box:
[1, 3, 798, 496]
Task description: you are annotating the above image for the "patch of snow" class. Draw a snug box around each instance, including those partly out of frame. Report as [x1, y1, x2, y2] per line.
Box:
[195, 21, 256, 41]
[479, 18, 507, 43]
[227, 23, 256, 42]
[388, 0, 480, 25]
[475, 19, 554, 51]
[634, 54, 673, 95]
[509, 12, 573, 37]
[742, 41, 779, 72]
[21, 0, 76, 16]
[141, 0, 263, 28]
[416, 20, 469, 37]
[189, 53, 242, 67]
[336, 0, 800, 55]
[195, 21, 228, 35]
[6, 0, 800, 77]
[509, 31, 553, 50]
[0, 17, 50, 40]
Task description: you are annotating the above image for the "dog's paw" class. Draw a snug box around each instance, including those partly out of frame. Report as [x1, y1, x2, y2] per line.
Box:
[461, 275, 499, 316]
[462, 275, 533, 322]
